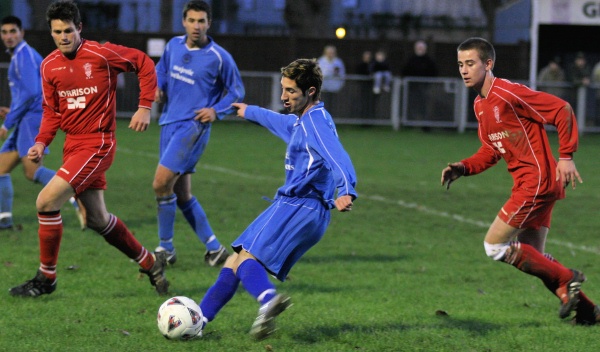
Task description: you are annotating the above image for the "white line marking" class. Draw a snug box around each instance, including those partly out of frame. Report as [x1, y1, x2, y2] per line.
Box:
[118, 147, 600, 255]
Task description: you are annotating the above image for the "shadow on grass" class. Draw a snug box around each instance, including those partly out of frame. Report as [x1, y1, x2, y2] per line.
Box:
[289, 316, 513, 345]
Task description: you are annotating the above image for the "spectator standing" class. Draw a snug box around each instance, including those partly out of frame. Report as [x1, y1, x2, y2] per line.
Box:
[317, 45, 345, 113]
[402, 40, 438, 123]
[538, 56, 566, 98]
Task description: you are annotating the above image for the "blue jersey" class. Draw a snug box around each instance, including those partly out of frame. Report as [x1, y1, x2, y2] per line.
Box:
[244, 102, 357, 209]
[3, 40, 43, 130]
[155, 35, 244, 125]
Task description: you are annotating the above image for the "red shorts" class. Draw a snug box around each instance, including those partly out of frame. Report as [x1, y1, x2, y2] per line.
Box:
[55, 133, 116, 195]
[498, 191, 556, 230]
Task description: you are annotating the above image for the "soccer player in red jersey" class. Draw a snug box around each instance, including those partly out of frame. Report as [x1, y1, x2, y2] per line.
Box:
[441, 37, 598, 324]
[9, 0, 169, 297]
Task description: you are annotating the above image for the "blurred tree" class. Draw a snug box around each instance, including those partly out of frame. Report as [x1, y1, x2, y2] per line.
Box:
[284, 0, 331, 38]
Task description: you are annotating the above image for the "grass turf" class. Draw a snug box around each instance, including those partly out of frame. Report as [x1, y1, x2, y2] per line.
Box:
[1, 119, 600, 351]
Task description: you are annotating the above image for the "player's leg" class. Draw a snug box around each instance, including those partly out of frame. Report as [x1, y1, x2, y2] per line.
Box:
[0, 150, 20, 229]
[80, 188, 168, 295]
[21, 155, 86, 230]
[152, 163, 179, 263]
[9, 175, 73, 297]
[485, 217, 583, 319]
[232, 250, 291, 340]
[174, 174, 227, 266]
[199, 253, 241, 327]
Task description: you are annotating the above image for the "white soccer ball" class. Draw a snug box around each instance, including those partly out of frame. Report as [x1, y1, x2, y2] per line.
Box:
[157, 296, 204, 340]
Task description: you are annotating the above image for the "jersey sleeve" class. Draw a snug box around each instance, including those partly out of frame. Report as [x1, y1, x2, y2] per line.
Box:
[102, 42, 157, 109]
[37, 63, 62, 146]
[511, 85, 578, 159]
[461, 142, 501, 176]
[155, 41, 170, 93]
[244, 105, 294, 143]
[3, 47, 41, 130]
[212, 50, 245, 119]
[305, 113, 358, 199]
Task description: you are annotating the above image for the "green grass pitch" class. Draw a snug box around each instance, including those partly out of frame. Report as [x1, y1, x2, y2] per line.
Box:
[1, 119, 600, 351]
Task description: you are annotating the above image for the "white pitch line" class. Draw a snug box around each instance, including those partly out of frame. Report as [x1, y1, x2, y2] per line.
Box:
[117, 147, 600, 255]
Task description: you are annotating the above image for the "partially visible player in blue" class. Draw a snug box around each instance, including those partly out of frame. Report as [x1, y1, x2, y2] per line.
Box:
[152, 0, 244, 265]
[0, 15, 84, 231]
[195, 58, 357, 340]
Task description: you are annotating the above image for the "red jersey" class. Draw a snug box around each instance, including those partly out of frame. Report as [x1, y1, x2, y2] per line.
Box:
[37, 39, 156, 146]
[462, 78, 578, 198]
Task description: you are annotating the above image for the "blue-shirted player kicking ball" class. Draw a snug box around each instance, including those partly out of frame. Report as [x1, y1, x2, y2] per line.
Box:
[195, 58, 358, 340]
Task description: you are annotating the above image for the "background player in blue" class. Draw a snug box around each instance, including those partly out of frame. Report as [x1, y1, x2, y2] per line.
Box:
[195, 58, 357, 340]
[152, 0, 244, 265]
[0, 16, 83, 231]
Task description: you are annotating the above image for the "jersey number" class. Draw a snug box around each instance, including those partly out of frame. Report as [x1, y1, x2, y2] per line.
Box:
[492, 141, 506, 154]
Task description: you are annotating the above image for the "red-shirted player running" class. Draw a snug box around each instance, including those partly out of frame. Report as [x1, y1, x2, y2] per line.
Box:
[441, 37, 598, 325]
[9, 0, 169, 297]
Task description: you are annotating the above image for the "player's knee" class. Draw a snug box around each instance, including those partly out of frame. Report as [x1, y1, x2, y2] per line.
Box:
[484, 241, 510, 261]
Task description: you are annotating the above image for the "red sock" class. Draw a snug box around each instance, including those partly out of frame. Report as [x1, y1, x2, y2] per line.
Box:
[505, 242, 572, 289]
[100, 214, 154, 270]
[544, 253, 595, 309]
[38, 211, 63, 281]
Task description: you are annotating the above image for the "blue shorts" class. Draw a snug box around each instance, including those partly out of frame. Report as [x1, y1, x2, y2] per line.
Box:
[159, 120, 211, 174]
[232, 196, 330, 282]
[0, 114, 48, 158]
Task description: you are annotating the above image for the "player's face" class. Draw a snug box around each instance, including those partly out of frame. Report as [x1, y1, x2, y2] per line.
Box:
[1, 23, 23, 50]
[50, 19, 82, 56]
[457, 49, 491, 91]
[280, 77, 313, 115]
[183, 10, 210, 48]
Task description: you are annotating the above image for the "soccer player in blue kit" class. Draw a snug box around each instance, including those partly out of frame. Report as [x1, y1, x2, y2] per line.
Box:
[0, 15, 84, 231]
[152, 0, 244, 265]
[195, 58, 357, 340]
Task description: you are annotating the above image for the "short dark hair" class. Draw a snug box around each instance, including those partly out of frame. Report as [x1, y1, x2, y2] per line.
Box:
[1, 16, 22, 30]
[46, 0, 81, 28]
[281, 58, 323, 101]
[183, 0, 212, 21]
[457, 37, 496, 64]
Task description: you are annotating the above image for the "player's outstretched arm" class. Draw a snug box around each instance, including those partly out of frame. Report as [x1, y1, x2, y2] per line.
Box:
[441, 162, 465, 190]
[129, 107, 151, 132]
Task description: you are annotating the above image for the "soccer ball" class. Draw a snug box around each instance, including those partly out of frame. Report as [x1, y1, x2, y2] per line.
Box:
[157, 296, 204, 340]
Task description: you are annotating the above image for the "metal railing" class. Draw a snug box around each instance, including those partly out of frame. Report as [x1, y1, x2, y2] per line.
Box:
[1, 62, 598, 134]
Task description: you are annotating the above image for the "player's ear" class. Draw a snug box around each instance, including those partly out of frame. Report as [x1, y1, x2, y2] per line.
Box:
[307, 86, 316, 97]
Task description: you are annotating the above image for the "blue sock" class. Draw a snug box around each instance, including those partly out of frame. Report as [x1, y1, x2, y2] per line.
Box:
[236, 259, 277, 305]
[0, 175, 13, 228]
[179, 196, 220, 251]
[157, 194, 177, 251]
[199, 267, 240, 322]
[33, 166, 55, 185]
